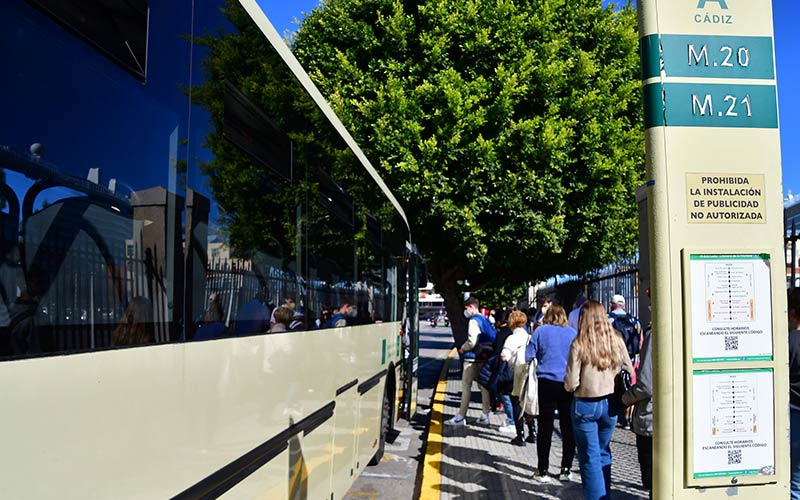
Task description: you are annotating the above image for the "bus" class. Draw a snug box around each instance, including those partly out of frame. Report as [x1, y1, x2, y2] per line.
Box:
[0, 0, 420, 498]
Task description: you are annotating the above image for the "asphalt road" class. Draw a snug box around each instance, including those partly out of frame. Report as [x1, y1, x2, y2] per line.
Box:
[343, 323, 454, 500]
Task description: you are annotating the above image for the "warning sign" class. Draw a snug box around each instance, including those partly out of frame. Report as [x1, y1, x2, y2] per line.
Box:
[686, 174, 766, 224]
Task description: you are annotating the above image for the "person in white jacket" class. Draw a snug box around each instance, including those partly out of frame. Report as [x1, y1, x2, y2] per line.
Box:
[499, 310, 532, 445]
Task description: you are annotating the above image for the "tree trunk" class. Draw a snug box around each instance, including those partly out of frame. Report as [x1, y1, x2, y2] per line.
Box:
[435, 273, 468, 349]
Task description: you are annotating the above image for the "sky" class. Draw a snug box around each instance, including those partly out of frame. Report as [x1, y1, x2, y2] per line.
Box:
[260, 1, 800, 197]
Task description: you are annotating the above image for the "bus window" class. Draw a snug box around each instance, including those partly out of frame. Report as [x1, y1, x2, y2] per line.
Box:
[0, 0, 406, 360]
[0, 0, 192, 359]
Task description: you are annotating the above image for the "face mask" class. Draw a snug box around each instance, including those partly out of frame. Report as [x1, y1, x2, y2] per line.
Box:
[463, 309, 472, 318]
[347, 308, 357, 318]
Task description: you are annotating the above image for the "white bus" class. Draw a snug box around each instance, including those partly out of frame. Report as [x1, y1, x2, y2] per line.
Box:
[0, 0, 420, 498]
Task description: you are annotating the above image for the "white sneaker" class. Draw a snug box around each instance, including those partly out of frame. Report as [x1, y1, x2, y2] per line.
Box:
[534, 471, 551, 483]
[498, 424, 516, 434]
[444, 415, 466, 426]
[558, 468, 573, 482]
[476, 413, 490, 425]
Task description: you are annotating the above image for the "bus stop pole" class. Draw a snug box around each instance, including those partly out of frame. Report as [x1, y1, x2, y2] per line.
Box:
[638, 0, 790, 497]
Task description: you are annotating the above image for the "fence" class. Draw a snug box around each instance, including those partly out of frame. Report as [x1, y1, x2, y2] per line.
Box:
[555, 203, 800, 316]
[783, 203, 800, 288]
[582, 257, 641, 319]
[553, 254, 641, 319]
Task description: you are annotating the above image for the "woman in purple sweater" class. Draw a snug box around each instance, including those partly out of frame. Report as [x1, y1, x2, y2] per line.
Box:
[524, 303, 578, 483]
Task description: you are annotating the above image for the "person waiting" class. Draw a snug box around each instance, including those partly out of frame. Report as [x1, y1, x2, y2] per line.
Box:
[564, 300, 634, 499]
[788, 288, 800, 500]
[268, 306, 293, 333]
[525, 302, 578, 482]
[194, 293, 228, 340]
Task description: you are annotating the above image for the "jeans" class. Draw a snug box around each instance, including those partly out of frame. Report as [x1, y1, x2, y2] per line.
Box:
[458, 360, 491, 417]
[572, 396, 617, 500]
[791, 409, 800, 500]
[537, 378, 576, 472]
[500, 393, 514, 425]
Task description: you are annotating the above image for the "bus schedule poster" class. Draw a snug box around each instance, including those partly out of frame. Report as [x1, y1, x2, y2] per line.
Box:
[688, 254, 773, 363]
[691, 368, 775, 480]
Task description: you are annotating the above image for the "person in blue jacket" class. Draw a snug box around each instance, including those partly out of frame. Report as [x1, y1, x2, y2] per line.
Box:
[525, 302, 578, 483]
[445, 297, 495, 426]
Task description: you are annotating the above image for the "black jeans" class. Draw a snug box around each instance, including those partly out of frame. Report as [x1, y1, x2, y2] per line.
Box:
[510, 395, 524, 438]
[636, 434, 653, 494]
[536, 378, 576, 472]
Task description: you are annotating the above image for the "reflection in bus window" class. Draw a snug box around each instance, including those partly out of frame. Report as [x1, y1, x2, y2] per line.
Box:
[111, 297, 154, 347]
[0, 0, 404, 361]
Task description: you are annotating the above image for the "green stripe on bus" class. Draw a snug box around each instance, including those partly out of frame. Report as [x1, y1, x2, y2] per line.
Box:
[641, 34, 775, 80]
[382, 339, 386, 365]
[643, 83, 778, 129]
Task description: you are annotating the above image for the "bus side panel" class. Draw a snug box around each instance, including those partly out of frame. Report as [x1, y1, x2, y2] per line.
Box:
[292, 419, 335, 500]
[216, 408, 336, 500]
[219, 450, 289, 500]
[356, 376, 383, 472]
[0, 323, 400, 498]
[330, 388, 359, 500]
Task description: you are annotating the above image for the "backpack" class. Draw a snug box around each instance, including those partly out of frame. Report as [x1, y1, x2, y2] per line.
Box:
[477, 354, 514, 395]
[611, 313, 640, 357]
[471, 314, 496, 360]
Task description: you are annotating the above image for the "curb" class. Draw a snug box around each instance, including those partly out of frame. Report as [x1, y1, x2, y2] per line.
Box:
[417, 347, 457, 500]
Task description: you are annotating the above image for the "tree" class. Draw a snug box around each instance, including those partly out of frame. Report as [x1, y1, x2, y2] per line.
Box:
[191, 1, 397, 279]
[293, 0, 644, 345]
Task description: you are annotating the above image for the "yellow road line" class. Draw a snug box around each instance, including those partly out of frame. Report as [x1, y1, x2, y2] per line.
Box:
[419, 348, 457, 500]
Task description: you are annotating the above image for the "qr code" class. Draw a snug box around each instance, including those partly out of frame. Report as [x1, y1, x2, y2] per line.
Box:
[728, 449, 742, 465]
[724, 336, 739, 351]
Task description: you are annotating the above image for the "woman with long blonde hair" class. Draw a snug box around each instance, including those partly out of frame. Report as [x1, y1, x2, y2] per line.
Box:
[112, 297, 155, 347]
[564, 300, 634, 500]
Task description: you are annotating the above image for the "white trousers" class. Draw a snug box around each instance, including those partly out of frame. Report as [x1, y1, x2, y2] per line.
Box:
[458, 359, 491, 417]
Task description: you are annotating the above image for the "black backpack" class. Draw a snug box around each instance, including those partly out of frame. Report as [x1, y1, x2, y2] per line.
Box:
[611, 313, 640, 357]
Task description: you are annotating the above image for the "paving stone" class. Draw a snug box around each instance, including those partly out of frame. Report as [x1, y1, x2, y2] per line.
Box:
[437, 359, 649, 499]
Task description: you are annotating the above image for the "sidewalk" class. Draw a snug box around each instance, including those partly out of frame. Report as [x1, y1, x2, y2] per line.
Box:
[423, 352, 649, 500]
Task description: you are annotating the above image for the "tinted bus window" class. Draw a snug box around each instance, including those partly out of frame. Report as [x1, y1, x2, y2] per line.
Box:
[0, 0, 403, 360]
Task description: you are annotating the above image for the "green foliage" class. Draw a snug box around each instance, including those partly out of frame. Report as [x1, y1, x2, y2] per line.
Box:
[293, 0, 644, 294]
[191, 1, 397, 270]
[472, 282, 529, 310]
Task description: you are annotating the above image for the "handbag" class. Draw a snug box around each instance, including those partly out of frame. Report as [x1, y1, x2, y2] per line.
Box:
[613, 367, 632, 406]
[519, 360, 539, 417]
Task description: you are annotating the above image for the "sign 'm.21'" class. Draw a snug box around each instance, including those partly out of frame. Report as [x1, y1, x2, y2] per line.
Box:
[692, 93, 751, 118]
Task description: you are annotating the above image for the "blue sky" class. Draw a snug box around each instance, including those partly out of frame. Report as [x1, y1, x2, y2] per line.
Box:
[260, 1, 799, 197]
